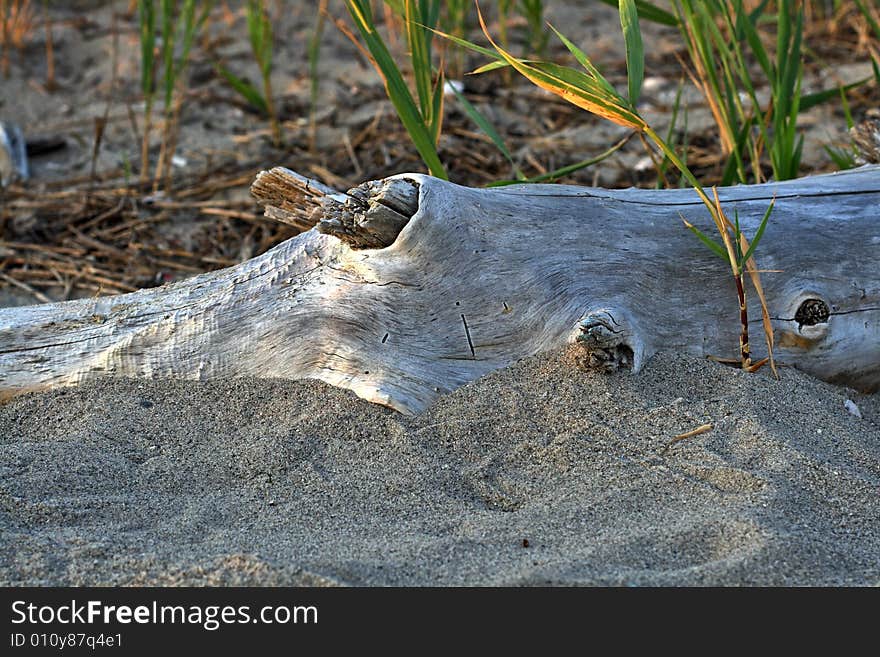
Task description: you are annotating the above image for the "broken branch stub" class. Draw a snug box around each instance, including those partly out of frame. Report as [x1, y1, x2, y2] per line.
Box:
[251, 167, 419, 248]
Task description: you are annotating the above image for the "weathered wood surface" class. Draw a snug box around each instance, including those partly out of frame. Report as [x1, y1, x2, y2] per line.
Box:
[1, 165, 878, 413]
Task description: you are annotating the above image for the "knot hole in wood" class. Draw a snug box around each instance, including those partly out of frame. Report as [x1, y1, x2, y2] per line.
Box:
[795, 298, 830, 327]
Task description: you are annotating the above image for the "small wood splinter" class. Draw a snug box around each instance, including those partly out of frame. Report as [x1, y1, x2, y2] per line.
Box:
[665, 423, 714, 449]
[707, 355, 771, 373]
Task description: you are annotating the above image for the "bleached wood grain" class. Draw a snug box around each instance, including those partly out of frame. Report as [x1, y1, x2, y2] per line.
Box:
[1, 165, 878, 413]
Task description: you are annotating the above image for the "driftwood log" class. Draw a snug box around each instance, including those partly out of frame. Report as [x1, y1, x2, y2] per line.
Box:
[1, 165, 878, 414]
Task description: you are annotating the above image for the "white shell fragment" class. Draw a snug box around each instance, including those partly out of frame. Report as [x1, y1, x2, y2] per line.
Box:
[844, 399, 862, 419]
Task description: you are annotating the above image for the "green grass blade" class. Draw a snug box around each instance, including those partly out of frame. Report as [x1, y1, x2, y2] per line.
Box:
[470, 58, 542, 76]
[682, 218, 729, 261]
[735, 1, 772, 79]
[215, 63, 268, 114]
[548, 24, 617, 97]
[619, 0, 644, 106]
[487, 135, 629, 186]
[854, 0, 880, 40]
[740, 199, 774, 266]
[176, 0, 197, 75]
[776, 0, 792, 81]
[261, 9, 274, 78]
[520, 0, 548, 54]
[247, 1, 261, 56]
[406, 0, 434, 125]
[308, 0, 327, 114]
[595, 0, 678, 26]
[429, 68, 444, 144]
[748, 0, 771, 23]
[173, 0, 211, 86]
[733, 208, 744, 260]
[824, 145, 856, 170]
[384, 0, 404, 15]
[428, 0, 442, 33]
[431, 26, 505, 62]
[839, 85, 854, 130]
[518, 59, 644, 127]
[720, 117, 754, 186]
[446, 80, 524, 178]
[776, 2, 802, 121]
[160, 0, 174, 107]
[800, 77, 871, 112]
[792, 133, 804, 174]
[658, 77, 685, 188]
[247, 0, 273, 78]
[138, 0, 155, 100]
[470, 60, 511, 74]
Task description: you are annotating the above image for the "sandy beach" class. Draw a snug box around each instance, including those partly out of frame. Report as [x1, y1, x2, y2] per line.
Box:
[1, 347, 877, 586]
[2, 0, 879, 593]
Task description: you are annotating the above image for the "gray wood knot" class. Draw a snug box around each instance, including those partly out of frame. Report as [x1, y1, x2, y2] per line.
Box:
[794, 298, 830, 327]
[575, 313, 634, 373]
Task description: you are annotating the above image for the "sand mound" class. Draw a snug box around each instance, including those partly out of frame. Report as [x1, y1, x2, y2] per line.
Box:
[1, 349, 877, 586]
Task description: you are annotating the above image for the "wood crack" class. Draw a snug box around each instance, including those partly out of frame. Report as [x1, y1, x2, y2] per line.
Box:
[461, 314, 476, 359]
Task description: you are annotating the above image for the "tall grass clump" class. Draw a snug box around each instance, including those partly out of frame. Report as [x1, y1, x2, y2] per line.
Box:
[853, 0, 880, 82]
[138, 0, 156, 183]
[308, 0, 329, 152]
[1, 0, 34, 78]
[518, 0, 548, 56]
[673, 0, 808, 184]
[138, 0, 213, 188]
[344, 0, 448, 178]
[442, 0, 469, 78]
[246, 0, 280, 146]
[626, 0, 868, 185]
[453, 0, 777, 373]
[41, 0, 54, 90]
[497, 0, 512, 51]
[216, 0, 281, 147]
[344, 1, 558, 182]
[496, 0, 551, 57]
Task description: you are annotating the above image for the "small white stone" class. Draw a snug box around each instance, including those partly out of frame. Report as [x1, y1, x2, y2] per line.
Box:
[634, 156, 654, 172]
[642, 76, 666, 93]
[443, 79, 464, 96]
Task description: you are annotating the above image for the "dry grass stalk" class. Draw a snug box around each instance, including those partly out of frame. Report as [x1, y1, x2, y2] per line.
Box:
[1, 0, 35, 77]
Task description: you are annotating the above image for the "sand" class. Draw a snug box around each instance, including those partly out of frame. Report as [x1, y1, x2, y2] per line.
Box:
[1, 348, 877, 586]
[3, 2, 878, 589]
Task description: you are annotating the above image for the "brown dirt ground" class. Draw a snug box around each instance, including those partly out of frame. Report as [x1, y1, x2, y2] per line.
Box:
[1, 0, 878, 306]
